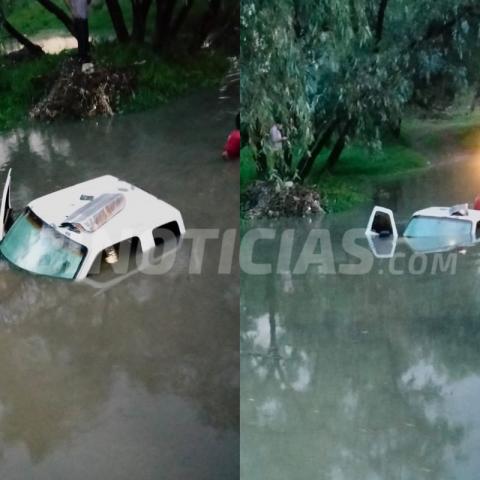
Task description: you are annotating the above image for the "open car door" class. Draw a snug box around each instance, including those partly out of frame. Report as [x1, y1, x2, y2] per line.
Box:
[366, 206, 398, 238]
[365, 206, 398, 258]
[0, 169, 12, 241]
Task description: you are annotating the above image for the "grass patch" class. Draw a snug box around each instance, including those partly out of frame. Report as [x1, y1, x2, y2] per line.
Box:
[0, 42, 229, 132]
[403, 113, 480, 152]
[240, 139, 427, 214]
[240, 147, 258, 192]
[4, 0, 207, 41]
[310, 142, 426, 212]
[308, 142, 425, 181]
[95, 42, 229, 113]
[317, 175, 367, 212]
[5, 0, 133, 38]
[0, 52, 65, 131]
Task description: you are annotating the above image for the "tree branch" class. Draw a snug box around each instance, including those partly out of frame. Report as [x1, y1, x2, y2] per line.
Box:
[170, 0, 195, 40]
[106, 0, 130, 42]
[153, 0, 177, 49]
[298, 119, 339, 180]
[2, 18, 44, 56]
[35, 0, 75, 37]
[374, 0, 389, 44]
[189, 0, 222, 52]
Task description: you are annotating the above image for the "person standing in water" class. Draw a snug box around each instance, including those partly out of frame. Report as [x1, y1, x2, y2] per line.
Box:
[66, 0, 91, 62]
[223, 113, 241, 160]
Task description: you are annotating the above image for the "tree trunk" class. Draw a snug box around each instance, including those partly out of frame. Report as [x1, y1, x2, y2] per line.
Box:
[471, 83, 480, 112]
[189, 0, 222, 52]
[153, 0, 176, 50]
[321, 122, 352, 174]
[169, 0, 195, 40]
[283, 143, 292, 172]
[374, 0, 389, 44]
[131, 0, 153, 43]
[35, 0, 75, 37]
[292, 0, 303, 39]
[251, 119, 268, 177]
[297, 120, 338, 180]
[256, 149, 268, 178]
[2, 19, 44, 56]
[106, 0, 130, 43]
[390, 117, 402, 138]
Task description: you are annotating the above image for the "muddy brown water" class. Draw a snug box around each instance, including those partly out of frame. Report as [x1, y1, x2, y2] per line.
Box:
[0, 89, 239, 479]
[241, 156, 480, 480]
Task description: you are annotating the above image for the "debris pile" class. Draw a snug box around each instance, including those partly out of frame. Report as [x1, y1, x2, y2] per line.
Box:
[242, 180, 325, 219]
[30, 60, 135, 121]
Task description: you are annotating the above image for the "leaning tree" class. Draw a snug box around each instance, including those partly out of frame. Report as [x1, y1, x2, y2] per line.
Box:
[0, 0, 44, 56]
[242, 0, 480, 181]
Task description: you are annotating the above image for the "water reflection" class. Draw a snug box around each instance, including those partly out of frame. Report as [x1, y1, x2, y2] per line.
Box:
[241, 207, 480, 479]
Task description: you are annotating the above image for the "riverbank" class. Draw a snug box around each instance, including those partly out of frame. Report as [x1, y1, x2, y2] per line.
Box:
[0, 42, 230, 132]
[241, 112, 480, 216]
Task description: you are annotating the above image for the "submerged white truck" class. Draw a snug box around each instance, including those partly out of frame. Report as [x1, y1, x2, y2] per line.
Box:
[0, 170, 185, 280]
[365, 203, 480, 257]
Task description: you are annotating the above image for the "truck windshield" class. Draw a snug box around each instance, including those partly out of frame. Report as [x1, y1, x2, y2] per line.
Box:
[0, 209, 87, 280]
[404, 216, 472, 238]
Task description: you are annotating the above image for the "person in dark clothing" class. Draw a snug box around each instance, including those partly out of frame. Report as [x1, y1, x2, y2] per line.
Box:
[67, 0, 91, 62]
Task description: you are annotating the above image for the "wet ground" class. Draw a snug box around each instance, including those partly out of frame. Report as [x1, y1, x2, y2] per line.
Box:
[241, 156, 480, 479]
[0, 88, 239, 479]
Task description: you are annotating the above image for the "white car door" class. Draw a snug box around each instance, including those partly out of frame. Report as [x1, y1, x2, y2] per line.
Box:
[365, 206, 398, 238]
[0, 168, 12, 241]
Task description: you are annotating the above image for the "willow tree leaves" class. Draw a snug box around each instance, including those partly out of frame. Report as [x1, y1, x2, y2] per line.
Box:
[242, 0, 480, 178]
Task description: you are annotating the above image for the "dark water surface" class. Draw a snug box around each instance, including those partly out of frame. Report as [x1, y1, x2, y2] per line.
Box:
[0, 89, 239, 479]
[241, 158, 480, 480]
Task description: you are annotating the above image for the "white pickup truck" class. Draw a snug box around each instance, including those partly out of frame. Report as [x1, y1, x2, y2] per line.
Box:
[365, 203, 480, 257]
[0, 170, 185, 280]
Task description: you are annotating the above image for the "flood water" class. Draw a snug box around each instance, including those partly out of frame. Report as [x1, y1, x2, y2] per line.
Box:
[0, 88, 239, 479]
[241, 158, 480, 479]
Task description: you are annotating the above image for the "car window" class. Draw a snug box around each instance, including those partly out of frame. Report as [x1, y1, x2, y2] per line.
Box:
[0, 209, 87, 280]
[404, 216, 472, 238]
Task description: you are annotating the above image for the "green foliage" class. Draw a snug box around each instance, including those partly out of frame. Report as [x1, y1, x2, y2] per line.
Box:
[0, 43, 229, 131]
[240, 147, 257, 192]
[308, 142, 425, 180]
[318, 176, 367, 213]
[311, 141, 427, 212]
[240, 136, 428, 212]
[404, 113, 480, 151]
[241, 0, 312, 155]
[5, 0, 65, 36]
[241, 0, 480, 179]
[95, 42, 229, 113]
[0, 52, 64, 130]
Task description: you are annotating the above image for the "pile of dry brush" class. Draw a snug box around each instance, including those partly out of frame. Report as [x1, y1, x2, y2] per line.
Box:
[242, 181, 325, 219]
[30, 60, 135, 121]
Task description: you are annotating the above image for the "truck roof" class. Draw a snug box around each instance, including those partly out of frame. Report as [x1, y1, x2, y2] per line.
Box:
[28, 175, 182, 252]
[412, 206, 480, 222]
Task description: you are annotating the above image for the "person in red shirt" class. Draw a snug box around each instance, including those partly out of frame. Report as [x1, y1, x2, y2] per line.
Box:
[223, 113, 240, 160]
